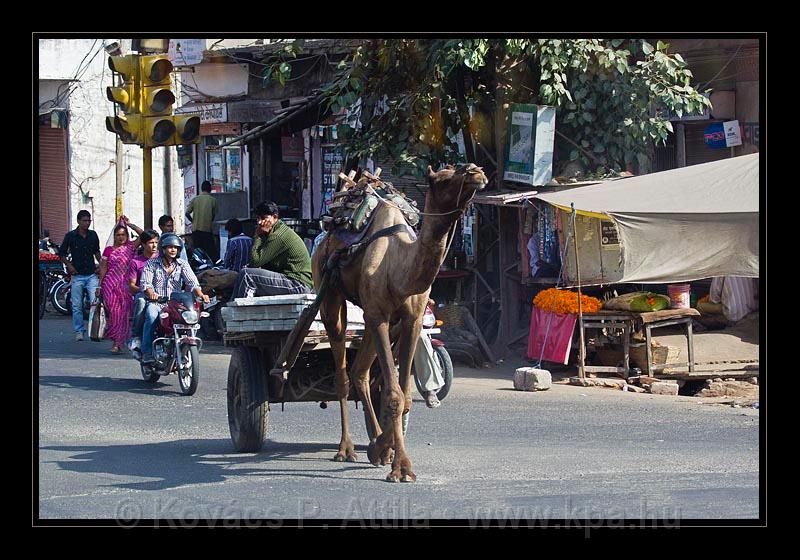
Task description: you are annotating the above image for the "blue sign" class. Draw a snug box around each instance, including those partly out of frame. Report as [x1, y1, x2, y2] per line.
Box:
[704, 122, 727, 149]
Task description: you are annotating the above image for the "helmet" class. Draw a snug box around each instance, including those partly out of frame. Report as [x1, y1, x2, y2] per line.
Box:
[158, 233, 184, 258]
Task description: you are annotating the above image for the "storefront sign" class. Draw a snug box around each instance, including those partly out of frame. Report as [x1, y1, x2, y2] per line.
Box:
[742, 122, 759, 148]
[723, 120, 742, 147]
[168, 39, 206, 66]
[228, 100, 280, 123]
[176, 103, 227, 124]
[705, 121, 743, 149]
[504, 104, 555, 186]
[322, 144, 344, 213]
[176, 144, 194, 169]
[282, 136, 304, 162]
[200, 122, 241, 137]
[600, 220, 619, 246]
[703, 123, 727, 149]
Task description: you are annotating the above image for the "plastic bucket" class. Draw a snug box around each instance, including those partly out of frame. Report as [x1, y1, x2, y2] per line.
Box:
[667, 284, 691, 309]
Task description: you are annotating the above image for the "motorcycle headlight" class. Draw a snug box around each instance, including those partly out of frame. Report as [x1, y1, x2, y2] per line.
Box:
[181, 310, 199, 324]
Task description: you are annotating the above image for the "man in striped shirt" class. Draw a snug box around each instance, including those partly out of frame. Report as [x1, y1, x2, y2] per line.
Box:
[223, 218, 252, 273]
[232, 201, 313, 299]
[139, 233, 209, 363]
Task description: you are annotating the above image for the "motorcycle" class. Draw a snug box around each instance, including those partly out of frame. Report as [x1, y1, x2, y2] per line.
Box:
[188, 247, 223, 274]
[189, 247, 231, 341]
[129, 292, 212, 396]
[413, 300, 453, 401]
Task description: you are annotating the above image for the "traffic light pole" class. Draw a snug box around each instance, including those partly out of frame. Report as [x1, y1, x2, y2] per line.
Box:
[115, 138, 124, 220]
[143, 147, 153, 230]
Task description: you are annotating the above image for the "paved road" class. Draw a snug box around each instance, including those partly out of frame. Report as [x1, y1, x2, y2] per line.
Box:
[37, 315, 760, 525]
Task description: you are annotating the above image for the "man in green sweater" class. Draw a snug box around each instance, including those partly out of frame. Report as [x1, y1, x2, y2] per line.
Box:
[232, 201, 313, 298]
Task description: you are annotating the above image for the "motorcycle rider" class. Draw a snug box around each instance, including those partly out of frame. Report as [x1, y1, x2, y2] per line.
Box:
[139, 233, 209, 364]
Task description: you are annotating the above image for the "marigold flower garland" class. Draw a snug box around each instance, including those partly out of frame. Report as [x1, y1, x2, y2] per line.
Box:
[533, 288, 603, 315]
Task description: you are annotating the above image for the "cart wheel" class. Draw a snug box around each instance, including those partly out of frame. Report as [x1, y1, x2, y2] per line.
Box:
[227, 346, 270, 452]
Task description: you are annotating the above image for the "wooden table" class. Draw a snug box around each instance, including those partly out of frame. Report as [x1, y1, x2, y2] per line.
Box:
[580, 308, 700, 378]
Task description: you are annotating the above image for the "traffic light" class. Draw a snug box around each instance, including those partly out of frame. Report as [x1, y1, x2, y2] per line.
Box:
[139, 55, 176, 147]
[105, 114, 143, 144]
[106, 55, 141, 145]
[172, 114, 201, 145]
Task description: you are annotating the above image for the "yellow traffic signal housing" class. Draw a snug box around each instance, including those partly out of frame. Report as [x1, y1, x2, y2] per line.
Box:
[106, 83, 138, 114]
[172, 114, 201, 145]
[140, 55, 175, 117]
[105, 114, 143, 145]
[142, 116, 177, 147]
[107, 55, 139, 82]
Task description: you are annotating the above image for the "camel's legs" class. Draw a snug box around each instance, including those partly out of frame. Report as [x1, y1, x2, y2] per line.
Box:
[395, 314, 424, 416]
[321, 292, 356, 463]
[347, 330, 381, 441]
[367, 316, 416, 482]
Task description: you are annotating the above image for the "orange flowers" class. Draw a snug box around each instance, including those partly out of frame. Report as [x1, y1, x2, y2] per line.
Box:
[533, 288, 603, 315]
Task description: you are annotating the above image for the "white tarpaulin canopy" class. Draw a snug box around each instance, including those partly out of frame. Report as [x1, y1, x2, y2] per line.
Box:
[535, 153, 759, 284]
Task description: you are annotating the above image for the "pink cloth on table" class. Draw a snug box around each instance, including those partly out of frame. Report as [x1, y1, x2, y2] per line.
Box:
[527, 305, 577, 365]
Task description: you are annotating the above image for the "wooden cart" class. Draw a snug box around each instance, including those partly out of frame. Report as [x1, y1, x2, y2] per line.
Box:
[222, 293, 382, 452]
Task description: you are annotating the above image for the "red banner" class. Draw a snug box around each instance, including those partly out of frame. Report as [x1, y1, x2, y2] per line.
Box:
[527, 306, 577, 365]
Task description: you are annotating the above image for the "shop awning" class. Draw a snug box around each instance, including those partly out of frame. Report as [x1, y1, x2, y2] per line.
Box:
[535, 153, 760, 283]
[211, 93, 329, 149]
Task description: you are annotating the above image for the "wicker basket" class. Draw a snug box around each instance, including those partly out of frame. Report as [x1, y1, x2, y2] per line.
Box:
[434, 304, 466, 328]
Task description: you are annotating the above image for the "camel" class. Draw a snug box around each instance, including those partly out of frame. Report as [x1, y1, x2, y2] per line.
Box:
[311, 163, 487, 482]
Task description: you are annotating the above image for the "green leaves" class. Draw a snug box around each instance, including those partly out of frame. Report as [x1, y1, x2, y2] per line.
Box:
[641, 40, 654, 56]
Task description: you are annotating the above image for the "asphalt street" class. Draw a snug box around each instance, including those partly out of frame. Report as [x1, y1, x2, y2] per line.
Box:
[37, 314, 760, 525]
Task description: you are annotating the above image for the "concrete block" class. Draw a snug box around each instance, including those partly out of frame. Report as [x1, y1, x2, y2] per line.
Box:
[624, 385, 647, 393]
[649, 381, 679, 396]
[514, 368, 552, 391]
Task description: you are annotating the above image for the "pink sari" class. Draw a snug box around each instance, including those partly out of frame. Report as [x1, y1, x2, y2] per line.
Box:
[101, 241, 136, 346]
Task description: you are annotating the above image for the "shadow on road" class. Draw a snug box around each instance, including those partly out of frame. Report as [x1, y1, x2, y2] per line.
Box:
[41, 439, 376, 491]
[39, 375, 185, 397]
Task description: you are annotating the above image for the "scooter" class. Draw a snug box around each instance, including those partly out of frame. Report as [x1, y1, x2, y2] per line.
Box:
[129, 292, 212, 396]
[413, 301, 454, 401]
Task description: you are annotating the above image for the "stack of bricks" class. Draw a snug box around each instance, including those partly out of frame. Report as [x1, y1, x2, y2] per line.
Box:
[221, 294, 365, 333]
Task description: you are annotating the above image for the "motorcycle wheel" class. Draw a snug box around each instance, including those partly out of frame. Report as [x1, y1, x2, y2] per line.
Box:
[178, 345, 200, 396]
[141, 362, 160, 383]
[51, 280, 71, 315]
[414, 344, 454, 402]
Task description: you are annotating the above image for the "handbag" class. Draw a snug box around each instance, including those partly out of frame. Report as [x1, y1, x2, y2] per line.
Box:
[89, 293, 108, 342]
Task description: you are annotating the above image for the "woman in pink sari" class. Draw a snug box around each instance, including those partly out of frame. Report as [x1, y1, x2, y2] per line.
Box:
[98, 216, 144, 353]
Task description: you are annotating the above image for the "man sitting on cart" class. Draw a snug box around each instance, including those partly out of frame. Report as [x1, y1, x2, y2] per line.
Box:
[232, 201, 313, 299]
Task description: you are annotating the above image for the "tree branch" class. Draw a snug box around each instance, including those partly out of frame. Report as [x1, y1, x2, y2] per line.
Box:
[555, 129, 606, 167]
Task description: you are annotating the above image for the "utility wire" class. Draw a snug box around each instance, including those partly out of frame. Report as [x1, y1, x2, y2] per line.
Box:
[697, 43, 743, 92]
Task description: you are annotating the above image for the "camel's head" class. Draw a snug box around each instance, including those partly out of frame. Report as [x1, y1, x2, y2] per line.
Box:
[426, 163, 487, 213]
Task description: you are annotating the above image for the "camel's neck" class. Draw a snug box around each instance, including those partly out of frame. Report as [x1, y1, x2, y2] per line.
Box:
[398, 196, 462, 297]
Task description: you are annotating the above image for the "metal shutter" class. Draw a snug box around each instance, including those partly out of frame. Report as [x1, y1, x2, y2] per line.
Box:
[39, 126, 70, 245]
[685, 121, 732, 167]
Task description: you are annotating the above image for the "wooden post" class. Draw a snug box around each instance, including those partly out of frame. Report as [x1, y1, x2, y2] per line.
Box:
[571, 204, 586, 380]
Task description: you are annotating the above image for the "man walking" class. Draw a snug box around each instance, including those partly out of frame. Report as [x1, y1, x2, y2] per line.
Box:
[59, 210, 101, 341]
[185, 181, 218, 261]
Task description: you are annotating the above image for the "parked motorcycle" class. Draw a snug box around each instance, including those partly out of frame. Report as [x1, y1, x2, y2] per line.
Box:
[129, 292, 212, 396]
[188, 247, 223, 274]
[190, 247, 234, 341]
[413, 301, 453, 401]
